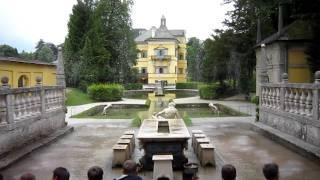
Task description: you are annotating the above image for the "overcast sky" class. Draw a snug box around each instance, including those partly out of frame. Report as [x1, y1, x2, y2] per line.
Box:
[0, 0, 232, 52]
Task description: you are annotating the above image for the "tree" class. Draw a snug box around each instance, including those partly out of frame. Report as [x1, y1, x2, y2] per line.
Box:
[36, 44, 54, 62]
[19, 51, 34, 60]
[64, 0, 94, 87]
[187, 37, 204, 81]
[0, 44, 19, 57]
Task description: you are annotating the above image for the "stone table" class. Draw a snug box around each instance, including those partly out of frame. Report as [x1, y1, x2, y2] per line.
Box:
[137, 119, 190, 170]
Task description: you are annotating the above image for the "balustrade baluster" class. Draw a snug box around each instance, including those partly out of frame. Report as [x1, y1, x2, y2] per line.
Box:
[299, 90, 306, 115]
[284, 88, 289, 111]
[306, 90, 312, 117]
[276, 88, 281, 109]
[268, 88, 272, 108]
[36, 92, 41, 113]
[14, 94, 22, 120]
[294, 89, 300, 114]
[0, 96, 7, 124]
[289, 89, 295, 113]
[261, 87, 266, 106]
[271, 88, 275, 108]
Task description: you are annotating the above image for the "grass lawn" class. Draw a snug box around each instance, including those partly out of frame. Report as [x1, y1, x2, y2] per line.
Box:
[66, 88, 94, 106]
[179, 106, 247, 118]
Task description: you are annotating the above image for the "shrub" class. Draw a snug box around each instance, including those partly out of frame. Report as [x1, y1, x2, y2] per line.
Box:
[132, 115, 142, 127]
[199, 84, 218, 99]
[145, 98, 151, 107]
[251, 96, 259, 105]
[182, 112, 192, 126]
[87, 84, 123, 101]
[176, 82, 199, 89]
[124, 83, 143, 90]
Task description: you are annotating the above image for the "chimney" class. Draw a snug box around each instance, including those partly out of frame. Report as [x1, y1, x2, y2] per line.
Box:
[278, 3, 284, 34]
[160, 15, 166, 28]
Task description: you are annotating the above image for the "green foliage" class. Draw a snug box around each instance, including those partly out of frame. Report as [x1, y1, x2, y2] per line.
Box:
[176, 82, 199, 89]
[187, 37, 204, 81]
[66, 88, 94, 106]
[0, 44, 19, 57]
[36, 44, 54, 62]
[87, 83, 124, 101]
[182, 112, 192, 126]
[124, 83, 143, 90]
[64, 0, 137, 87]
[199, 84, 218, 99]
[199, 83, 233, 99]
[145, 98, 151, 107]
[251, 96, 259, 105]
[132, 115, 142, 127]
[19, 51, 34, 60]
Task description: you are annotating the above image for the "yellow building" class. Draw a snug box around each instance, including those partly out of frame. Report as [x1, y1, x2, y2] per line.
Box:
[0, 57, 57, 88]
[134, 16, 187, 84]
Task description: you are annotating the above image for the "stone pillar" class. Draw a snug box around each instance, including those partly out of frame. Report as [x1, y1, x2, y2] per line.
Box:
[313, 71, 320, 120]
[280, 73, 288, 110]
[56, 47, 66, 88]
[2, 77, 14, 124]
[278, 3, 284, 34]
[256, 18, 262, 43]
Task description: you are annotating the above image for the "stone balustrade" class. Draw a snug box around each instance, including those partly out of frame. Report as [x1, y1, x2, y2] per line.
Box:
[0, 76, 65, 128]
[260, 72, 320, 120]
[259, 72, 320, 147]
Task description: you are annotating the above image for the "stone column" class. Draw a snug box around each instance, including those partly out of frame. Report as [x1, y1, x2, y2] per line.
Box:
[280, 73, 288, 110]
[56, 47, 66, 88]
[2, 77, 14, 124]
[313, 71, 320, 120]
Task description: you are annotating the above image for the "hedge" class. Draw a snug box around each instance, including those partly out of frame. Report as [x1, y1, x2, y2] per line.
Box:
[176, 82, 199, 89]
[124, 83, 143, 90]
[87, 84, 123, 101]
[199, 84, 218, 99]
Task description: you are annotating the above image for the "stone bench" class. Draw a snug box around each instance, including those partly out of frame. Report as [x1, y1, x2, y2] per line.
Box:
[112, 144, 129, 167]
[117, 139, 132, 156]
[195, 138, 210, 157]
[152, 155, 173, 180]
[192, 133, 206, 149]
[199, 143, 215, 167]
[120, 134, 135, 152]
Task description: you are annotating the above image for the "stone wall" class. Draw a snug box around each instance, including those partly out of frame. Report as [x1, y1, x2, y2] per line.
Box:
[259, 72, 320, 147]
[0, 77, 66, 155]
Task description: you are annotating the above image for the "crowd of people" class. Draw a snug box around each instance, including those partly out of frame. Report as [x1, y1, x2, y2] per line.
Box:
[0, 161, 279, 180]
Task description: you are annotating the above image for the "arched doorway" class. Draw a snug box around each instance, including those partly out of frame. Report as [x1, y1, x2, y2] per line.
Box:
[18, 75, 29, 87]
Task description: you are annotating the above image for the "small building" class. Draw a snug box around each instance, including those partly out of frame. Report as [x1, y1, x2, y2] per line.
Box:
[134, 16, 187, 85]
[255, 4, 313, 95]
[0, 57, 57, 88]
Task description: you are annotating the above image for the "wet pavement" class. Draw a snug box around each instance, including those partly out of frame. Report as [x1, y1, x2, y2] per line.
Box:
[1, 118, 320, 180]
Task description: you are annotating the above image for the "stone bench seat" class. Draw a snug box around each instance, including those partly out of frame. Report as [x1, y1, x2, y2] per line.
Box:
[120, 134, 135, 152]
[112, 144, 129, 167]
[152, 155, 173, 180]
[192, 133, 206, 148]
[195, 138, 211, 156]
[199, 143, 215, 167]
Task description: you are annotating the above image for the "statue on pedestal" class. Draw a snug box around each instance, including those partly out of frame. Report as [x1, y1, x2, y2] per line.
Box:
[153, 102, 180, 119]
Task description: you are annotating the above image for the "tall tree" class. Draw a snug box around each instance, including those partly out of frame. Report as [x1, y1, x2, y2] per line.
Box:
[36, 44, 54, 62]
[0, 44, 19, 57]
[187, 37, 204, 81]
[64, 0, 94, 87]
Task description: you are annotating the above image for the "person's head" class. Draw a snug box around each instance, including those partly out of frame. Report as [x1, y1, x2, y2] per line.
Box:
[87, 166, 103, 180]
[123, 160, 138, 175]
[221, 164, 236, 180]
[20, 173, 36, 180]
[53, 167, 70, 180]
[157, 177, 170, 180]
[263, 163, 279, 180]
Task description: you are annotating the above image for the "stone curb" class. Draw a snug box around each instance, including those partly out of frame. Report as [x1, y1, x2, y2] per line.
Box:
[0, 126, 74, 170]
[251, 122, 320, 164]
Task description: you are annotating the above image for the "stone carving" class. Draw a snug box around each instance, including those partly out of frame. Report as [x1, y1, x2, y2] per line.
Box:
[153, 102, 179, 119]
[102, 103, 112, 115]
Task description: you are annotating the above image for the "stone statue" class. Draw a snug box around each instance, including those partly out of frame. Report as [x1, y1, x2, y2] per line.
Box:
[153, 102, 180, 119]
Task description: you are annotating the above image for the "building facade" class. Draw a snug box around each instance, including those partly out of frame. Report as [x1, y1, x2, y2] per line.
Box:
[134, 16, 187, 85]
[0, 57, 57, 88]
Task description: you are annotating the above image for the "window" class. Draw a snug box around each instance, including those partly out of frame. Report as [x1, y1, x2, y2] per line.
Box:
[141, 68, 147, 74]
[179, 68, 184, 74]
[179, 54, 184, 60]
[154, 48, 168, 57]
[142, 51, 148, 58]
[159, 67, 163, 74]
[18, 75, 29, 87]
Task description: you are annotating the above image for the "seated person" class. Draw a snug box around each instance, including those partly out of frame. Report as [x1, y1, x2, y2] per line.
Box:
[114, 160, 142, 180]
[88, 166, 103, 180]
[262, 163, 279, 180]
[20, 173, 36, 180]
[221, 164, 236, 180]
[53, 167, 70, 180]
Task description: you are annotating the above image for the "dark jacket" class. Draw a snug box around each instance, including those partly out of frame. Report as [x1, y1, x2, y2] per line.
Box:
[114, 175, 142, 180]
